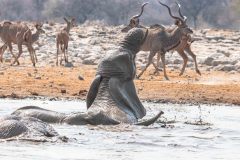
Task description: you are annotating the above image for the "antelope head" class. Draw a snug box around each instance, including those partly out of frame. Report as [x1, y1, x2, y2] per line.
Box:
[64, 17, 76, 29]
[35, 22, 45, 34]
[158, 1, 193, 36]
[121, 2, 148, 33]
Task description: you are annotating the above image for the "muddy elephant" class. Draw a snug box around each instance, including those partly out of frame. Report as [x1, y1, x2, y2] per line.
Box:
[1, 28, 163, 139]
[0, 115, 59, 141]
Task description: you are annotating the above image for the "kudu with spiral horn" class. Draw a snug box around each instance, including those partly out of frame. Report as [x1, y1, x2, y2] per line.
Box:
[136, 1, 193, 80]
[121, 2, 149, 32]
[153, 1, 201, 76]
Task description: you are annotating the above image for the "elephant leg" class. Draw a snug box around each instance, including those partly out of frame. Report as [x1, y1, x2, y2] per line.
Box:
[63, 111, 119, 125]
[12, 106, 66, 124]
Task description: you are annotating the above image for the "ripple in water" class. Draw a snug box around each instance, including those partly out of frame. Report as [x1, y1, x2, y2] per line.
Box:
[0, 99, 240, 160]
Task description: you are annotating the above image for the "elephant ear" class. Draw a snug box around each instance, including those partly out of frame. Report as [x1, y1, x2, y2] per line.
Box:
[86, 75, 102, 109]
[109, 78, 146, 119]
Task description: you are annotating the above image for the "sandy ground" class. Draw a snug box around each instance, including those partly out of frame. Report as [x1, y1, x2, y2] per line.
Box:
[0, 22, 240, 105]
[0, 65, 240, 105]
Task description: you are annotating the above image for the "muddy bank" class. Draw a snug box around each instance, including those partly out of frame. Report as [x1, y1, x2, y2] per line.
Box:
[0, 66, 240, 105]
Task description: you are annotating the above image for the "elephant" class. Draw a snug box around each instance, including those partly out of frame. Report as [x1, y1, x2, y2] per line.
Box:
[1, 28, 163, 139]
[0, 115, 59, 141]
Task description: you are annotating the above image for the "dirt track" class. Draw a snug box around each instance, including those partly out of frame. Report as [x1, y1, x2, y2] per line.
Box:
[1, 65, 240, 105]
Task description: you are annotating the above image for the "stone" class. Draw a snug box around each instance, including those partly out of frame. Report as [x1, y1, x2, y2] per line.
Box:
[173, 59, 182, 64]
[64, 62, 74, 68]
[78, 75, 84, 80]
[61, 89, 66, 94]
[220, 65, 235, 72]
[204, 57, 214, 66]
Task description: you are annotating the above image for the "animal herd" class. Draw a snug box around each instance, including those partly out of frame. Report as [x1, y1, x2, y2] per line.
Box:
[0, 1, 200, 80]
[0, 1, 201, 141]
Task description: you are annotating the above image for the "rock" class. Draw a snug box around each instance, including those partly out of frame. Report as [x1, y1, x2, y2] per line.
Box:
[205, 36, 225, 41]
[212, 60, 231, 66]
[61, 89, 66, 94]
[82, 58, 97, 65]
[64, 62, 74, 68]
[204, 57, 214, 66]
[10, 93, 19, 98]
[0, 72, 4, 75]
[173, 59, 182, 64]
[30, 92, 39, 96]
[217, 50, 230, 57]
[74, 53, 78, 57]
[231, 60, 238, 65]
[79, 90, 87, 96]
[78, 75, 84, 80]
[35, 76, 41, 80]
[229, 71, 236, 74]
[220, 65, 235, 72]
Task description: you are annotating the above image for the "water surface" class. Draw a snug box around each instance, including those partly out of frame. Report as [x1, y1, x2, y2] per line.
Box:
[0, 99, 239, 160]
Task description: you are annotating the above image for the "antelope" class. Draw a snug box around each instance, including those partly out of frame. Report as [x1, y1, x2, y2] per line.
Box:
[122, 2, 201, 78]
[0, 22, 45, 64]
[0, 43, 7, 62]
[0, 21, 36, 66]
[121, 2, 149, 33]
[23, 23, 45, 63]
[56, 17, 76, 66]
[136, 1, 193, 80]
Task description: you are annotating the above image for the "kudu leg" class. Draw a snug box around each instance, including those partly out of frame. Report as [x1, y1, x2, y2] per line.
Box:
[64, 43, 68, 63]
[0, 45, 6, 63]
[56, 44, 59, 66]
[8, 43, 20, 65]
[185, 46, 201, 75]
[27, 45, 36, 67]
[60, 46, 64, 65]
[33, 49, 37, 63]
[11, 44, 23, 66]
[153, 52, 163, 74]
[137, 51, 157, 79]
[177, 50, 188, 76]
[160, 53, 169, 80]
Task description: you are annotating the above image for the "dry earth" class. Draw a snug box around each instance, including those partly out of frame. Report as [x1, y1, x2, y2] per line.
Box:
[0, 21, 240, 105]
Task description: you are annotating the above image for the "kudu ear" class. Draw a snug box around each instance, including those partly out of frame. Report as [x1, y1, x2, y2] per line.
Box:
[71, 17, 76, 22]
[63, 17, 69, 23]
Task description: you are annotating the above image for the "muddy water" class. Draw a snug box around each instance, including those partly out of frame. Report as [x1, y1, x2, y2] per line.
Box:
[0, 99, 239, 160]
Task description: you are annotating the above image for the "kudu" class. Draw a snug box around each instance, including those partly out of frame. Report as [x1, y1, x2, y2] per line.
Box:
[0, 21, 37, 66]
[0, 43, 7, 62]
[56, 17, 76, 66]
[136, 1, 193, 80]
[0, 22, 45, 64]
[121, 2, 149, 33]
[122, 2, 201, 78]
